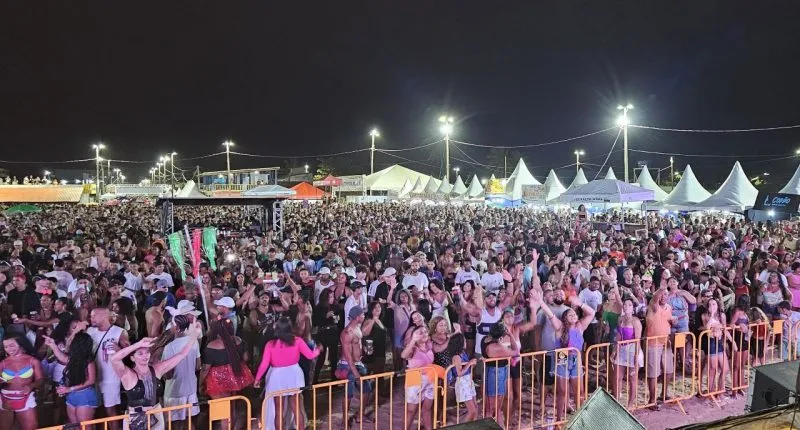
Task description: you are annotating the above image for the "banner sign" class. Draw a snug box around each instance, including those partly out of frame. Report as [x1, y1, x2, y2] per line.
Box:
[753, 192, 800, 213]
[521, 184, 546, 203]
[334, 174, 365, 192]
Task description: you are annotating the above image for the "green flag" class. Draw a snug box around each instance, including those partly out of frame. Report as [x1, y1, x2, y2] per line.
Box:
[202, 227, 218, 271]
[167, 232, 187, 280]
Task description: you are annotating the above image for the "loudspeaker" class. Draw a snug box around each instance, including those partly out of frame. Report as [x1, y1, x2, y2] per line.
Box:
[746, 359, 799, 413]
[567, 388, 645, 430]
[438, 418, 502, 429]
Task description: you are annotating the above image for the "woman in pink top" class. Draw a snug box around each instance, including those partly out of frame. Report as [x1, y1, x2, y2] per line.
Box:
[401, 325, 434, 430]
[787, 262, 800, 310]
[254, 317, 321, 430]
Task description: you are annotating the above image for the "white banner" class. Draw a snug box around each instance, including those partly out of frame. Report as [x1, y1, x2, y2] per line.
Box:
[334, 175, 365, 192]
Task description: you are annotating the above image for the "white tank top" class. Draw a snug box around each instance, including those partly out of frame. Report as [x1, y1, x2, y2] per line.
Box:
[88, 325, 124, 384]
[475, 307, 501, 355]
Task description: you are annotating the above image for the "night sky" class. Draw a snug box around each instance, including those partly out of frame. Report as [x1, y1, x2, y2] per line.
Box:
[2, 2, 800, 188]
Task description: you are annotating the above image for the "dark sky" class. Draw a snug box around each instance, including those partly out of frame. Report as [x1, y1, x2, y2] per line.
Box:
[2, 2, 800, 188]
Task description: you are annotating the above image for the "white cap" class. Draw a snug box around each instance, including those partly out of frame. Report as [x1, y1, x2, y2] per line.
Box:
[13, 240, 23, 246]
[318, 267, 331, 275]
[382, 267, 397, 277]
[214, 297, 235, 309]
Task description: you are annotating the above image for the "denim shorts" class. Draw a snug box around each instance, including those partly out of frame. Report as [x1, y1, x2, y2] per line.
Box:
[485, 366, 508, 396]
[555, 354, 583, 379]
[66, 387, 99, 408]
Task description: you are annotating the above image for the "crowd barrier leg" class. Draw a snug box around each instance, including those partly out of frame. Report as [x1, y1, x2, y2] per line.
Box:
[697, 329, 727, 409]
[767, 320, 784, 364]
[309, 379, 349, 430]
[635, 334, 692, 415]
[358, 370, 395, 430]
[584, 339, 643, 411]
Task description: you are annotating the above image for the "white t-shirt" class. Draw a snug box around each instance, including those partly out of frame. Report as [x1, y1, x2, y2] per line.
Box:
[402, 272, 429, 291]
[344, 294, 368, 326]
[87, 325, 125, 386]
[161, 336, 200, 398]
[314, 280, 335, 304]
[146, 273, 174, 287]
[124, 271, 144, 292]
[480, 272, 505, 293]
[44, 270, 74, 292]
[578, 288, 603, 314]
[455, 269, 480, 286]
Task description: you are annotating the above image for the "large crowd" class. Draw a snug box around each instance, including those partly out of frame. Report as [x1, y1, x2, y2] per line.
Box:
[0, 201, 798, 430]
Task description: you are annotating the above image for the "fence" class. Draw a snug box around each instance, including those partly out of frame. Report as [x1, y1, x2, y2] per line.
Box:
[39, 321, 800, 430]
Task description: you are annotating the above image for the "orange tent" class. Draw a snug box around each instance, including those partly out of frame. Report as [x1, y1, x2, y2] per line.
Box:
[289, 182, 328, 200]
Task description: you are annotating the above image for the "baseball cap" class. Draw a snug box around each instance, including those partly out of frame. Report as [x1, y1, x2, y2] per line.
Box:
[348, 305, 364, 321]
[641, 274, 653, 282]
[13, 240, 23, 246]
[318, 267, 331, 275]
[382, 267, 397, 277]
[214, 297, 235, 308]
[349, 281, 364, 290]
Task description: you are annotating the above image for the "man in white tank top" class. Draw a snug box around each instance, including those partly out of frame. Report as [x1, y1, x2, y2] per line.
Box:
[463, 287, 501, 357]
[79, 308, 130, 430]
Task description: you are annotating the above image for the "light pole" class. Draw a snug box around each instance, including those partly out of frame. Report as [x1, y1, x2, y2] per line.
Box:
[157, 162, 163, 183]
[574, 150, 585, 175]
[616, 103, 633, 182]
[453, 166, 460, 178]
[439, 116, 455, 182]
[169, 152, 177, 197]
[223, 141, 234, 183]
[369, 128, 380, 175]
[150, 168, 155, 182]
[304, 164, 309, 174]
[43, 170, 51, 182]
[669, 157, 674, 187]
[92, 143, 105, 202]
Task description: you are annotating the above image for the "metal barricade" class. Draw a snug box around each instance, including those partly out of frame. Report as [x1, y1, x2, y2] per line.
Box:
[697, 328, 733, 407]
[401, 366, 441, 430]
[584, 337, 643, 410]
[729, 321, 770, 394]
[635, 333, 695, 414]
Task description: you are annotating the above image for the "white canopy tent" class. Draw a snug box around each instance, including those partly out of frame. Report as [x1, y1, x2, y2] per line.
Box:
[397, 179, 414, 198]
[465, 175, 484, 198]
[655, 164, 711, 209]
[635, 166, 669, 201]
[694, 161, 758, 212]
[506, 159, 541, 191]
[176, 180, 207, 198]
[568, 168, 589, 190]
[436, 176, 452, 194]
[422, 176, 440, 194]
[604, 167, 618, 180]
[410, 177, 426, 194]
[559, 179, 655, 204]
[364, 164, 434, 194]
[241, 184, 296, 198]
[543, 170, 566, 202]
[451, 175, 468, 196]
[779, 163, 800, 195]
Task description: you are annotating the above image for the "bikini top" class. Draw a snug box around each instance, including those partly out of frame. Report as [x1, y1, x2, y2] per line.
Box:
[1, 365, 34, 382]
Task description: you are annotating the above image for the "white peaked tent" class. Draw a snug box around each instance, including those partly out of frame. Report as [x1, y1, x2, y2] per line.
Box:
[635, 166, 669, 201]
[657, 164, 711, 208]
[779, 164, 800, 194]
[410, 177, 426, 194]
[397, 179, 414, 198]
[559, 179, 654, 203]
[543, 170, 566, 202]
[466, 175, 484, 198]
[506, 159, 541, 190]
[451, 175, 468, 196]
[604, 167, 617, 180]
[365, 164, 432, 193]
[568, 168, 589, 189]
[694, 161, 759, 211]
[436, 176, 452, 194]
[422, 177, 439, 194]
[176, 180, 207, 198]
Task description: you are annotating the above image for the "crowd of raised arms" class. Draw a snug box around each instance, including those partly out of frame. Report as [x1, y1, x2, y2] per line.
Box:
[0, 201, 799, 430]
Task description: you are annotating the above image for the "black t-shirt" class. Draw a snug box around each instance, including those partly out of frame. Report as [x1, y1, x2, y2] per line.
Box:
[7, 287, 40, 316]
[260, 258, 283, 273]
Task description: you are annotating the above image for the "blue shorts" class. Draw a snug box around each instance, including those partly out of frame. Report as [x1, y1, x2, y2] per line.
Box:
[485, 366, 508, 397]
[66, 387, 99, 408]
[555, 354, 583, 379]
[335, 361, 372, 398]
[708, 337, 725, 356]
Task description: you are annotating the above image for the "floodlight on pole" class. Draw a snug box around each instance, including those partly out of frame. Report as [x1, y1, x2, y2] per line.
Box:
[304, 164, 309, 173]
[439, 116, 455, 182]
[369, 128, 380, 175]
[92, 143, 105, 201]
[222, 140, 234, 183]
[616, 103, 634, 182]
[169, 151, 177, 198]
[574, 150, 585, 174]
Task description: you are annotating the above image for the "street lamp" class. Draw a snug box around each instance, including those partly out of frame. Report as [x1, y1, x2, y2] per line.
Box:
[43, 170, 51, 182]
[574, 150, 585, 174]
[222, 140, 234, 183]
[453, 167, 460, 177]
[669, 157, 674, 187]
[149, 168, 155, 182]
[113, 168, 120, 184]
[616, 103, 633, 182]
[369, 128, 380, 175]
[304, 164, 309, 174]
[157, 162, 163, 183]
[92, 143, 105, 201]
[169, 152, 177, 198]
[439, 116, 455, 181]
